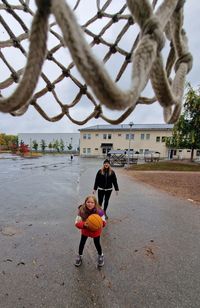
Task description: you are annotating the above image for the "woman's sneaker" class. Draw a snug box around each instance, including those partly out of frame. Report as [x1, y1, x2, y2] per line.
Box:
[97, 254, 104, 267]
[74, 255, 82, 267]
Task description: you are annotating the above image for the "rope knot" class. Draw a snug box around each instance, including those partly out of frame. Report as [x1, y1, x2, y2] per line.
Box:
[142, 16, 165, 51]
[80, 85, 87, 94]
[46, 82, 55, 92]
[62, 105, 69, 115]
[94, 105, 102, 118]
[93, 35, 101, 44]
[125, 53, 132, 63]
[175, 52, 193, 73]
[35, 0, 51, 15]
[11, 72, 19, 83]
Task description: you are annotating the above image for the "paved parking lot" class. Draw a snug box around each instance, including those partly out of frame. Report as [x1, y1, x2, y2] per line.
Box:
[1, 154, 200, 308]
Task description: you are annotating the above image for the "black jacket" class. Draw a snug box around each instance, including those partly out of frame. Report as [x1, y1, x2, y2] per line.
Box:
[94, 169, 119, 191]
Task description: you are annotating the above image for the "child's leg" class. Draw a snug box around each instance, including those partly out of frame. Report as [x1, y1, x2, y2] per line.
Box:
[94, 236, 104, 267]
[93, 236, 102, 255]
[79, 234, 88, 255]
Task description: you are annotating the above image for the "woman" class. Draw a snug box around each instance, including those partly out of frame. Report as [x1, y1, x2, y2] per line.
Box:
[93, 159, 119, 219]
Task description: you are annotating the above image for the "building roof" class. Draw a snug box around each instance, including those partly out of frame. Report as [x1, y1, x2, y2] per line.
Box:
[79, 124, 173, 131]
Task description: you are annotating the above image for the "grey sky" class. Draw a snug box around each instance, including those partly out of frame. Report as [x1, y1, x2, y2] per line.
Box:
[0, 0, 200, 135]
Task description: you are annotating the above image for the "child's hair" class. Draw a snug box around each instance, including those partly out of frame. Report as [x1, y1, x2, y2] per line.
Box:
[78, 195, 101, 220]
[84, 195, 98, 207]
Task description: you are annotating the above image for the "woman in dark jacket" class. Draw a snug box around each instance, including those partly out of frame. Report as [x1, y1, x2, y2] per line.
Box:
[93, 159, 119, 219]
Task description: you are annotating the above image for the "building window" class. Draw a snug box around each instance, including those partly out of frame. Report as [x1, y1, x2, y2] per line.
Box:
[83, 134, 91, 139]
[144, 149, 149, 153]
[95, 134, 99, 137]
[141, 134, 145, 140]
[108, 134, 112, 139]
[179, 150, 182, 152]
[95, 148, 98, 150]
[173, 150, 177, 155]
[139, 149, 143, 154]
[102, 148, 106, 154]
[156, 136, 160, 142]
[126, 134, 134, 140]
[87, 148, 91, 154]
[83, 148, 86, 153]
[146, 134, 150, 140]
[187, 150, 191, 152]
[196, 150, 200, 156]
[162, 136, 166, 142]
[103, 134, 107, 139]
[118, 134, 121, 136]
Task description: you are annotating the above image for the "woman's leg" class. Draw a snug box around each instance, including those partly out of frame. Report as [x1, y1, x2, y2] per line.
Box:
[78, 234, 88, 255]
[103, 190, 112, 212]
[93, 236, 102, 255]
[98, 189, 105, 206]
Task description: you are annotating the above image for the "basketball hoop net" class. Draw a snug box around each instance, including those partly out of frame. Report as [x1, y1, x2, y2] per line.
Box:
[0, 0, 193, 124]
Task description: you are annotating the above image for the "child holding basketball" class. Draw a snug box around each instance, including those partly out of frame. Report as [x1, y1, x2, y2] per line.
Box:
[74, 195, 106, 267]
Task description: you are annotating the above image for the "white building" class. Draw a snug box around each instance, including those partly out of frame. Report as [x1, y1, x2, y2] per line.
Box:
[79, 124, 200, 159]
[18, 133, 80, 151]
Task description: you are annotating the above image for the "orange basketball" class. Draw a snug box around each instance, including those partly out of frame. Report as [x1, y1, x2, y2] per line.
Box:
[86, 214, 103, 232]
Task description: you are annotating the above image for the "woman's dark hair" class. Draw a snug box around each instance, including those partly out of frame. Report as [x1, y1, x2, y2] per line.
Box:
[103, 159, 110, 164]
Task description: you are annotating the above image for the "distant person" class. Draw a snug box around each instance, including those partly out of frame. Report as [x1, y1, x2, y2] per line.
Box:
[70, 154, 73, 161]
[74, 195, 106, 267]
[93, 159, 119, 219]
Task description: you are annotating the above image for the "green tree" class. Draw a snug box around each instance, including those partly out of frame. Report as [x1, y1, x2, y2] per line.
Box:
[53, 140, 60, 152]
[166, 84, 200, 161]
[67, 143, 73, 151]
[40, 139, 47, 152]
[60, 139, 65, 152]
[0, 134, 18, 150]
[32, 140, 38, 151]
[48, 142, 53, 152]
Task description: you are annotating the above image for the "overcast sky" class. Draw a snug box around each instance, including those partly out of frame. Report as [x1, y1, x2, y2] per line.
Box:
[0, 0, 200, 135]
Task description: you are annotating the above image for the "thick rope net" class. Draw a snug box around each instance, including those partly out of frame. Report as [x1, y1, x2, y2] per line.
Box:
[0, 0, 193, 125]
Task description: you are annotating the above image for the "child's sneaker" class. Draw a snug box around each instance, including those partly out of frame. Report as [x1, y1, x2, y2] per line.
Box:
[97, 254, 104, 267]
[74, 255, 82, 267]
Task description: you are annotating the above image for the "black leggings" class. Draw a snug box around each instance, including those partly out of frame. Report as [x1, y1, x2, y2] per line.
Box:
[79, 234, 102, 255]
[98, 189, 112, 212]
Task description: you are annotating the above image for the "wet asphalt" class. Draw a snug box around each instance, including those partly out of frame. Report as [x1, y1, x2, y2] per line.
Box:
[0, 154, 200, 308]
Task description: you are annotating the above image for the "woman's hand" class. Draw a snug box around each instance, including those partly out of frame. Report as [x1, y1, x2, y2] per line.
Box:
[93, 190, 96, 194]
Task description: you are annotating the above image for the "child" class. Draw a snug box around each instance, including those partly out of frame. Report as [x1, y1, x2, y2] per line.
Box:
[74, 195, 106, 267]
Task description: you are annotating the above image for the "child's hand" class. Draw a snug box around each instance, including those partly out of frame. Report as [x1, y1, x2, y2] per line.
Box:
[84, 222, 88, 228]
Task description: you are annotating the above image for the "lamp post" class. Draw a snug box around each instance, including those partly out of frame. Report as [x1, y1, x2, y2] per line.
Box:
[128, 122, 134, 167]
[30, 138, 32, 155]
